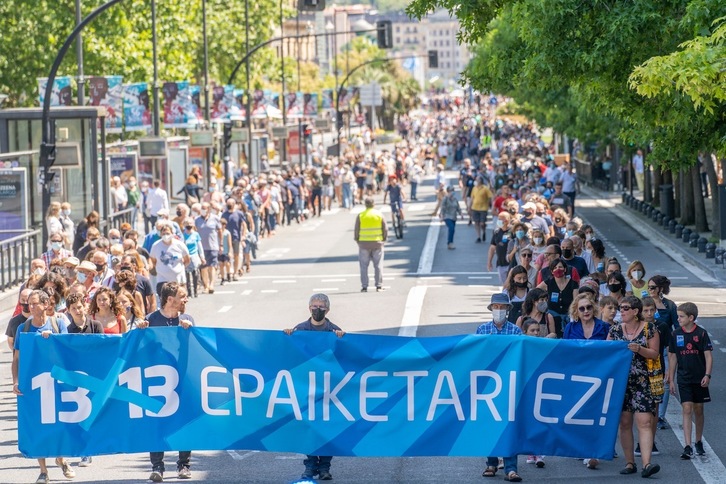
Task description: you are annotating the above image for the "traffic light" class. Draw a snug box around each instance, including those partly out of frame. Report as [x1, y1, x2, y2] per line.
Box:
[223, 123, 232, 156]
[303, 124, 312, 137]
[376, 20, 393, 49]
[298, 0, 325, 11]
[428, 50, 438, 69]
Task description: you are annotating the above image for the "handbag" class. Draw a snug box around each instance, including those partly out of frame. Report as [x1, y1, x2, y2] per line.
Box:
[644, 323, 665, 397]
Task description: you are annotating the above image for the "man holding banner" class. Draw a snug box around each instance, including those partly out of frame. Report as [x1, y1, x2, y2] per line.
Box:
[476, 293, 523, 482]
[137, 282, 194, 481]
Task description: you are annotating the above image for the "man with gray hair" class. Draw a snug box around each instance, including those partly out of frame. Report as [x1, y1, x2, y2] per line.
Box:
[283, 293, 344, 480]
[354, 197, 388, 292]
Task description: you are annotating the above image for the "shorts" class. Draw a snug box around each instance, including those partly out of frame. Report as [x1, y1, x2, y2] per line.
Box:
[678, 383, 711, 404]
[202, 250, 219, 268]
[472, 210, 488, 224]
[390, 200, 403, 213]
[219, 254, 230, 263]
[232, 240, 241, 255]
[323, 185, 334, 198]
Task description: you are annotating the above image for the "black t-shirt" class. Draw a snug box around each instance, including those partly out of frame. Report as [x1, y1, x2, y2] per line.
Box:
[293, 318, 342, 332]
[146, 310, 196, 327]
[490, 228, 511, 267]
[549, 192, 573, 212]
[68, 317, 104, 334]
[545, 277, 578, 315]
[564, 256, 589, 278]
[5, 313, 28, 339]
[669, 325, 713, 384]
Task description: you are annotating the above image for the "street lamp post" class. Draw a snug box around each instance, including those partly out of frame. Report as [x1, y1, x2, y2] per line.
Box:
[280, 0, 288, 164]
[151, 0, 161, 136]
[75, 0, 85, 105]
[202, 0, 212, 186]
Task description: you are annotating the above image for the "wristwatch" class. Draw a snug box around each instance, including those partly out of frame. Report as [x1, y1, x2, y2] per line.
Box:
[705, 374, 712, 378]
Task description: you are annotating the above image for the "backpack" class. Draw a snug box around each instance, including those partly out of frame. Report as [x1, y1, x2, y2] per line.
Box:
[23, 315, 60, 334]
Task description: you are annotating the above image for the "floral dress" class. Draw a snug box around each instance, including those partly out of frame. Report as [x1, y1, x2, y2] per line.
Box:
[608, 322, 657, 414]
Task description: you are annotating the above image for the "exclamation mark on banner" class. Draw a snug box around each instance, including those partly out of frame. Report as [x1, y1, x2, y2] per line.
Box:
[599, 378, 614, 426]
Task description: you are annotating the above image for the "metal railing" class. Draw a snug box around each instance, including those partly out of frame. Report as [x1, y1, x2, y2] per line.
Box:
[574, 157, 611, 191]
[100, 206, 136, 234]
[0, 229, 42, 292]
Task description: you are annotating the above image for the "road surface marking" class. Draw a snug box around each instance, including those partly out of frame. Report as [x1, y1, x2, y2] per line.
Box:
[213, 291, 235, 294]
[218, 306, 232, 313]
[261, 289, 278, 293]
[399, 286, 427, 337]
[227, 450, 258, 460]
[409, 204, 428, 212]
[468, 276, 492, 279]
[665, 398, 726, 482]
[272, 280, 297, 284]
[241, 290, 252, 296]
[321, 278, 346, 282]
[720, 348, 726, 353]
[711, 339, 719, 345]
[417, 217, 440, 274]
[312, 288, 338, 291]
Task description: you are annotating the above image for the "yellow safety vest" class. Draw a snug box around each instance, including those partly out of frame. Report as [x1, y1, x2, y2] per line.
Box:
[359, 209, 384, 242]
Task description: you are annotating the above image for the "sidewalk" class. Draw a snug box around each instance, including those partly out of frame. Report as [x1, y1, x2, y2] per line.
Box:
[581, 185, 726, 285]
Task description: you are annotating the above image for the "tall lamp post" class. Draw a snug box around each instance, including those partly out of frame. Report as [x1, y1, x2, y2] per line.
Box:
[280, 0, 288, 163]
[151, 0, 161, 136]
[75, 0, 85, 105]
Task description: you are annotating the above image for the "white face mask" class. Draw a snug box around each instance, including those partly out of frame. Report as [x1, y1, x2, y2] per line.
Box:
[200, 209, 208, 217]
[533, 237, 543, 245]
[632, 271, 643, 281]
[33, 268, 46, 276]
[110, 238, 121, 245]
[51, 241, 63, 251]
[492, 309, 508, 324]
[162, 234, 173, 243]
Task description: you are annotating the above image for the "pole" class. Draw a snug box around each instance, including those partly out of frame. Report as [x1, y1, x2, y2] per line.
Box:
[202, 0, 212, 187]
[296, 14, 303, 165]
[280, 0, 287, 164]
[40, 0, 125, 245]
[151, 0, 160, 136]
[75, 0, 85, 105]
[245, 0, 252, 172]
[333, 9, 338, 137]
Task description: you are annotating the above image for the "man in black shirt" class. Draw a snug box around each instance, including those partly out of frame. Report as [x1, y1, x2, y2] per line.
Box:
[66, 293, 104, 334]
[137, 282, 193, 481]
[5, 288, 32, 350]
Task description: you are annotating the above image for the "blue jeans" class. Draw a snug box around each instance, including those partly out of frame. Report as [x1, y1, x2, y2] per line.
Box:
[342, 183, 352, 208]
[658, 348, 670, 419]
[487, 456, 517, 475]
[410, 181, 418, 199]
[150, 451, 191, 472]
[304, 455, 332, 473]
[444, 218, 456, 244]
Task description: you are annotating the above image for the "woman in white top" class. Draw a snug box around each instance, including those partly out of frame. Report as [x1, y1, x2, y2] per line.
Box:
[45, 202, 64, 240]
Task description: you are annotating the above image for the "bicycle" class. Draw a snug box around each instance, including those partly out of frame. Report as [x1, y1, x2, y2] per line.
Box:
[391, 205, 404, 239]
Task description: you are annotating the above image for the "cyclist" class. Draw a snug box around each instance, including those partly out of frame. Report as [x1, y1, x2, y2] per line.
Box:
[383, 175, 406, 227]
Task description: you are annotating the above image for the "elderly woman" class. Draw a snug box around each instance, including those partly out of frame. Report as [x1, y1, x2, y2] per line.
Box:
[607, 296, 661, 478]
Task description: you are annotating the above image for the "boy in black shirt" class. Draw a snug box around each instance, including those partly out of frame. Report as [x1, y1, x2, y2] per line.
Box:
[66, 293, 104, 334]
[668, 302, 713, 459]
[284, 293, 344, 480]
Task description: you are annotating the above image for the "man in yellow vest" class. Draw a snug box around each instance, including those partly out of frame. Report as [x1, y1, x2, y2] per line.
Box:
[354, 197, 388, 292]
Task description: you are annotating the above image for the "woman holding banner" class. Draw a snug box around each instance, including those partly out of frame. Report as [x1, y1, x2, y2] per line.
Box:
[607, 295, 661, 478]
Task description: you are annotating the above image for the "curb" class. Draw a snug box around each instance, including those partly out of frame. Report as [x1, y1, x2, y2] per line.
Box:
[580, 185, 726, 285]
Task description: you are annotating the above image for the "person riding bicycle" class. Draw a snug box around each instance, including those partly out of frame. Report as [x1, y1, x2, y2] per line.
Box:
[383, 175, 406, 226]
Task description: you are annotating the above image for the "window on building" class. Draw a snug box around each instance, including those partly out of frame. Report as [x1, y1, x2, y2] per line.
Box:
[396, 26, 400, 33]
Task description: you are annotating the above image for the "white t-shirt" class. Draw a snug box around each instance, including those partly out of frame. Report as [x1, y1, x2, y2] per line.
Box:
[150, 239, 189, 283]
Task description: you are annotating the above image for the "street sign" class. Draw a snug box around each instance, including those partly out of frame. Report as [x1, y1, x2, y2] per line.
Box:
[314, 119, 330, 130]
[138, 138, 167, 158]
[272, 126, 288, 139]
[230, 128, 249, 143]
[189, 130, 215, 147]
[359, 83, 383, 107]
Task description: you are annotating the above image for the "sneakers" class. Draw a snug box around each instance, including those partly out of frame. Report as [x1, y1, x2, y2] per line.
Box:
[79, 456, 92, 467]
[149, 469, 164, 482]
[447, 243, 456, 249]
[301, 469, 317, 479]
[695, 441, 705, 455]
[35, 473, 49, 484]
[535, 456, 545, 468]
[584, 458, 599, 469]
[177, 467, 191, 479]
[657, 417, 669, 429]
[634, 443, 641, 456]
[526, 455, 536, 464]
[652, 443, 660, 455]
[681, 445, 693, 460]
[376, 287, 384, 292]
[360, 287, 367, 292]
[318, 471, 333, 480]
[475, 237, 482, 243]
[55, 458, 75, 478]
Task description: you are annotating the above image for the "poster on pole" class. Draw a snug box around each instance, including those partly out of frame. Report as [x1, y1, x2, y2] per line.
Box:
[37, 77, 74, 107]
[163, 81, 204, 128]
[321, 89, 333, 110]
[232, 89, 247, 121]
[211, 85, 240, 123]
[88, 76, 123, 133]
[108, 154, 137, 185]
[123, 83, 152, 132]
[285, 92, 303, 119]
[303, 93, 318, 117]
[0, 168, 29, 240]
[251, 89, 267, 118]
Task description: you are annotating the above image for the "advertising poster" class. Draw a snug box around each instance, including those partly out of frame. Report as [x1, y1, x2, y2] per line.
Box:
[109, 155, 136, 184]
[189, 147, 205, 171]
[321, 89, 333, 110]
[232, 89, 247, 121]
[338, 87, 354, 109]
[37, 77, 74, 107]
[211, 85, 240, 123]
[285, 92, 303, 119]
[163, 81, 204, 128]
[123, 83, 152, 132]
[303, 93, 318, 117]
[88, 76, 123, 133]
[0, 168, 29, 240]
[251, 89, 267, 118]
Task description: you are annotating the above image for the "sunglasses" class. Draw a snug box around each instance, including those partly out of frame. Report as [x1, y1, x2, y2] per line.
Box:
[619, 306, 632, 311]
[521, 253, 533, 258]
[578, 304, 593, 312]
[648, 285, 658, 290]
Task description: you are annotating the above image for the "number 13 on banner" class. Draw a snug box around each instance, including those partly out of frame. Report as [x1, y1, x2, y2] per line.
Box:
[31, 365, 179, 424]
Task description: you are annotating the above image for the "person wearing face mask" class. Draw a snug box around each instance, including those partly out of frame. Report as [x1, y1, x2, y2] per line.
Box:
[146, 179, 170, 227]
[560, 238, 589, 278]
[181, 218, 204, 298]
[516, 288, 557, 338]
[41, 232, 73, 269]
[627, 260, 649, 299]
[283, 293, 344, 481]
[551, 208, 569, 240]
[5, 288, 33, 350]
[89, 250, 115, 288]
[506, 222, 531, 267]
[520, 201, 548, 236]
[75, 227, 101, 262]
[221, 199, 247, 279]
[536, 258, 579, 337]
[195, 202, 223, 294]
[59, 202, 75, 248]
[529, 229, 546, 258]
[476, 293, 523, 482]
[75, 261, 100, 298]
[488, 212, 513, 284]
[600, 258, 633, 296]
[149, 222, 191, 298]
[470, 176, 493, 241]
[549, 181, 573, 218]
[503, 265, 530, 323]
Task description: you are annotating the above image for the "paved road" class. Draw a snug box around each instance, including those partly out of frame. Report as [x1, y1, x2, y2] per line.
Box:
[1, 174, 724, 483]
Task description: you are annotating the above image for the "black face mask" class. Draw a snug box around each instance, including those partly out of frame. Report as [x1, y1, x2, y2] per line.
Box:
[21, 303, 30, 313]
[608, 283, 622, 293]
[523, 211, 533, 218]
[562, 249, 573, 258]
[119, 265, 132, 272]
[95, 264, 106, 273]
[176, 209, 183, 216]
[514, 281, 528, 288]
[311, 308, 326, 322]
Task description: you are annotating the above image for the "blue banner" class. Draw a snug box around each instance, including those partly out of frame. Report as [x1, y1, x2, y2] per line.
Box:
[17, 329, 631, 459]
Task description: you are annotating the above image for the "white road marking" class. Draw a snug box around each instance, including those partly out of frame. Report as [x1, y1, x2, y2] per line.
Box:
[408, 204, 428, 212]
[218, 306, 232, 313]
[665, 398, 726, 482]
[241, 290, 252, 296]
[227, 450, 259, 460]
[272, 280, 297, 284]
[224, 271, 496, 280]
[213, 291, 235, 294]
[468, 276, 492, 279]
[720, 348, 726, 353]
[321, 278, 346, 282]
[417, 217, 440, 274]
[711, 339, 719, 345]
[399, 286, 427, 337]
[312, 288, 338, 291]
[260, 289, 278, 293]
[0, 335, 6, 344]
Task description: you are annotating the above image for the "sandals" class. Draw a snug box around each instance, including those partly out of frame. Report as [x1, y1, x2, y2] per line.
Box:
[641, 463, 661, 478]
[482, 466, 497, 477]
[620, 462, 637, 475]
[504, 471, 522, 482]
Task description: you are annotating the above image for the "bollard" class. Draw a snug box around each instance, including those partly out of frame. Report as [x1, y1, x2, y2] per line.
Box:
[622, 192, 627, 204]
[716, 247, 725, 265]
[675, 224, 683, 238]
[696, 236, 706, 251]
[706, 243, 716, 259]
[655, 212, 663, 224]
[682, 228, 692, 243]
[662, 216, 670, 228]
